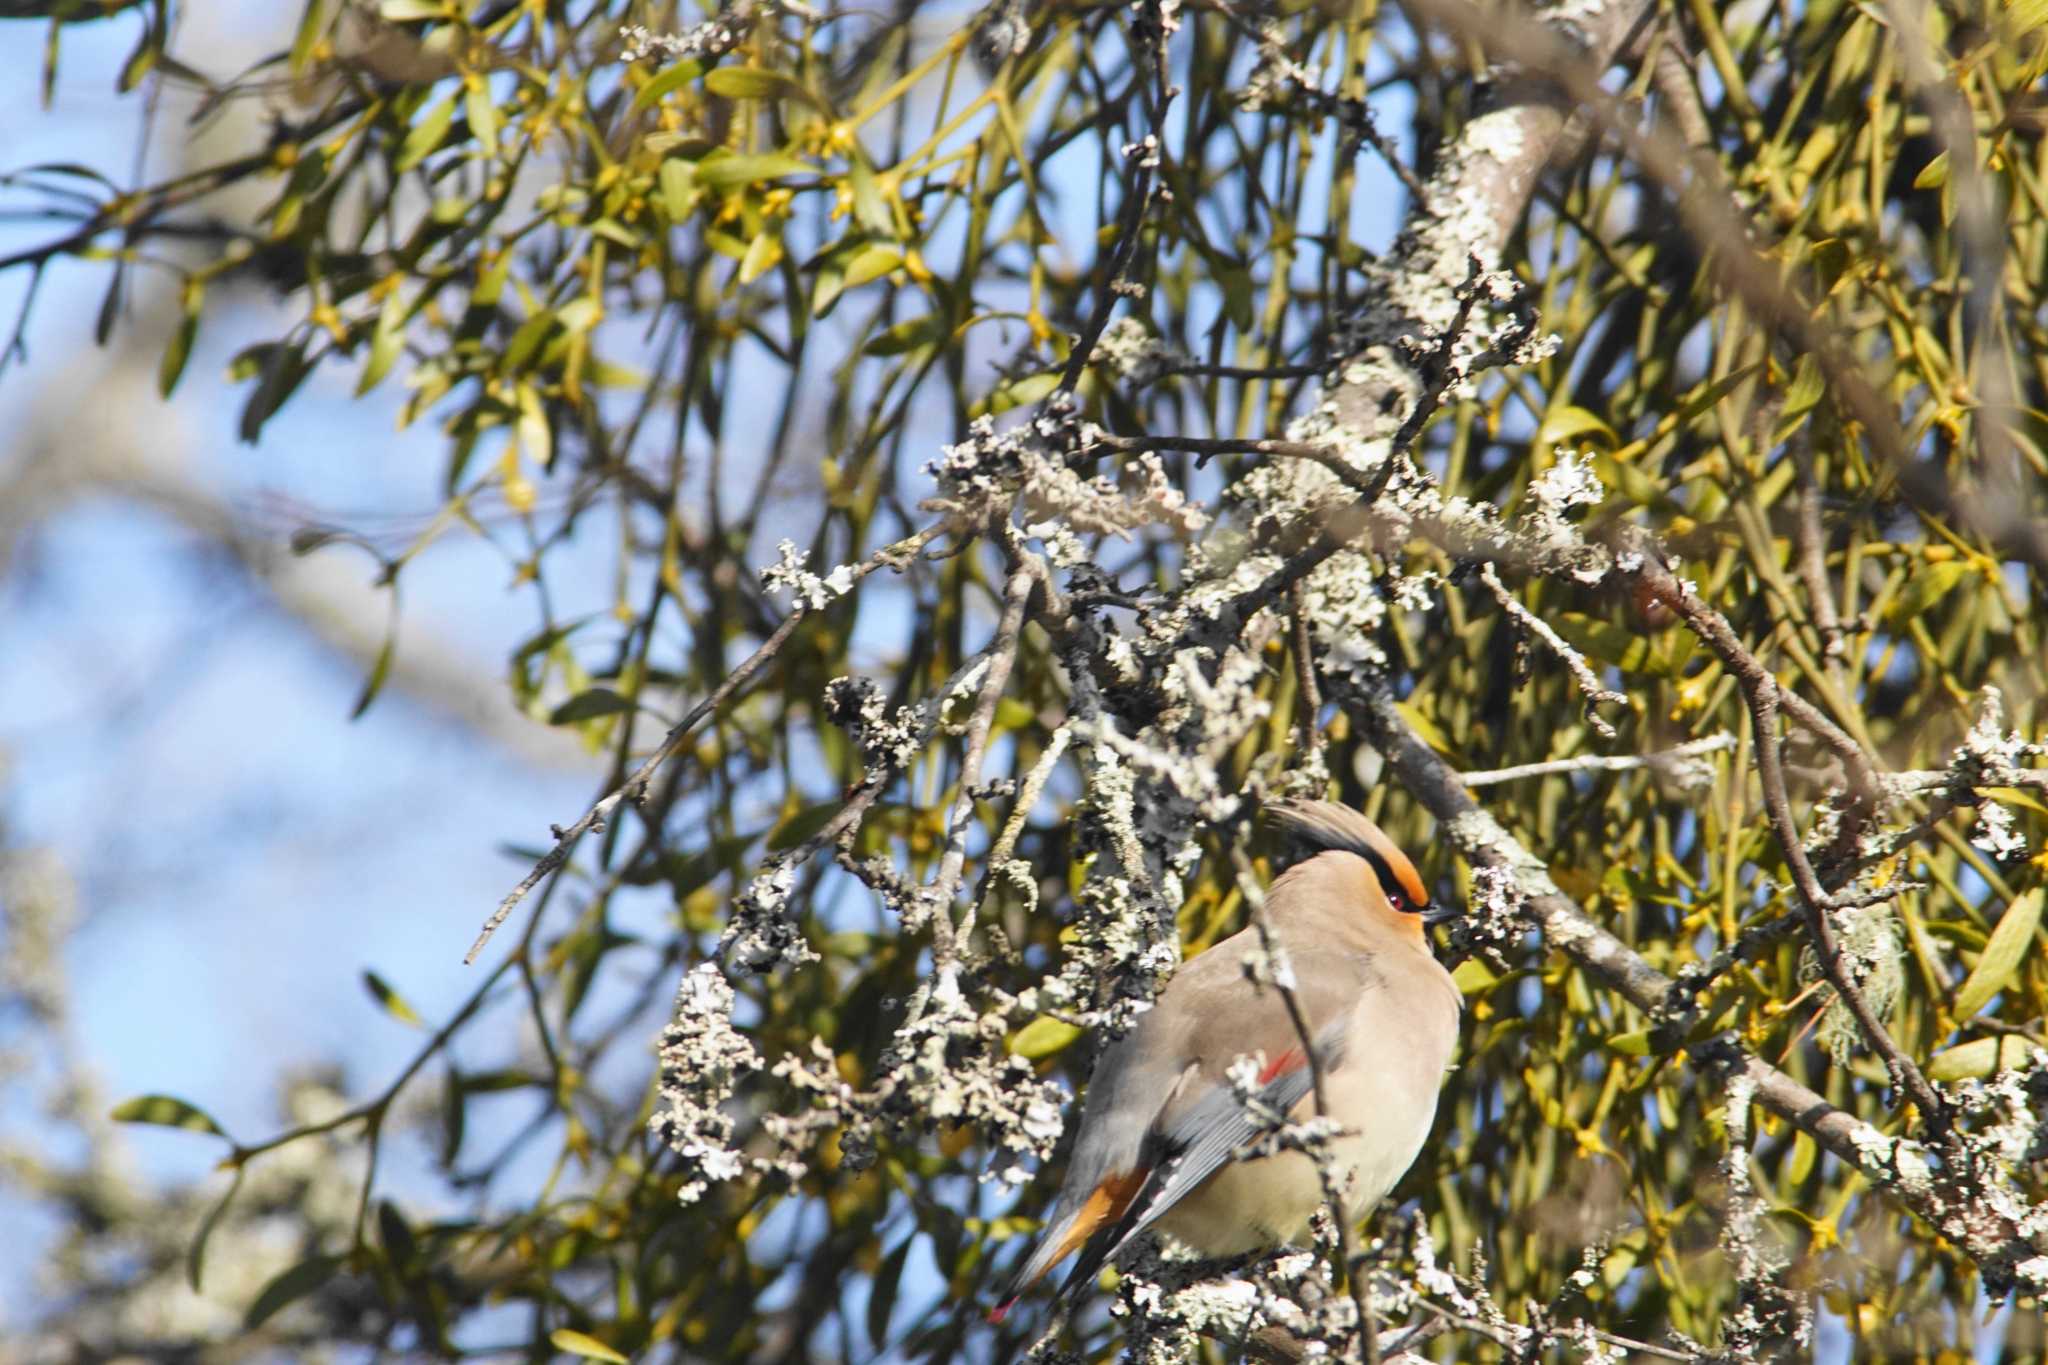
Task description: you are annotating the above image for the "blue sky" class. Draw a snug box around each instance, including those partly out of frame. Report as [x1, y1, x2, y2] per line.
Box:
[0, 2, 611, 1311]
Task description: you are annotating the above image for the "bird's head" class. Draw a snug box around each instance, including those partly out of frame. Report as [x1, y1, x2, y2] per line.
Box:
[1266, 799, 1456, 937]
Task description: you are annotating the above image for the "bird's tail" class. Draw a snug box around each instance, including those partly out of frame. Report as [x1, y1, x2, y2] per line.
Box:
[986, 1167, 1149, 1324]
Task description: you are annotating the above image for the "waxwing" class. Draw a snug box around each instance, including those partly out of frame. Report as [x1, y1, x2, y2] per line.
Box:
[991, 799, 1460, 1321]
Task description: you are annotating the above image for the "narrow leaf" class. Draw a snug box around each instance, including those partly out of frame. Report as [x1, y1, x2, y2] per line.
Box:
[362, 969, 425, 1027]
[245, 1253, 344, 1329]
[551, 1328, 630, 1363]
[1952, 889, 2043, 1020]
[110, 1094, 228, 1139]
[549, 688, 635, 725]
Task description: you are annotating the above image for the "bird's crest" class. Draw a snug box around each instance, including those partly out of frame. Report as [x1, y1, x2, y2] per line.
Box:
[1266, 799, 1431, 914]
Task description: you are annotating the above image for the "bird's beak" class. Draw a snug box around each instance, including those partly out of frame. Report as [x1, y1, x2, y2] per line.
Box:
[1419, 901, 1461, 926]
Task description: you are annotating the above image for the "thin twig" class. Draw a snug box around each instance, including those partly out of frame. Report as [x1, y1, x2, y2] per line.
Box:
[1289, 582, 1326, 767]
[1478, 562, 1626, 740]
[926, 568, 1034, 961]
[465, 523, 945, 964]
[1459, 733, 1736, 787]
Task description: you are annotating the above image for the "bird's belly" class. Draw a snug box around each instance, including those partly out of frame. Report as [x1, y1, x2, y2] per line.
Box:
[1153, 1101, 1438, 1258]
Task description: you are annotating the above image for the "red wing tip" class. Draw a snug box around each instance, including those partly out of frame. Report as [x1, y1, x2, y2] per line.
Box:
[1257, 1045, 1306, 1085]
[987, 1298, 1017, 1325]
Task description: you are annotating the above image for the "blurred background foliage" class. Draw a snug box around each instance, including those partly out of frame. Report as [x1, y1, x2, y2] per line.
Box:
[3, 0, 2048, 1360]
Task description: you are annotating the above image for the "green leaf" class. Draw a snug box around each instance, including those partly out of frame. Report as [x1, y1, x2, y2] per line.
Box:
[379, 0, 446, 18]
[465, 81, 499, 158]
[1449, 959, 1498, 995]
[557, 297, 603, 334]
[1008, 1015, 1081, 1059]
[1216, 263, 1255, 333]
[1535, 404, 1617, 452]
[1552, 612, 1680, 676]
[350, 622, 397, 720]
[1913, 150, 1950, 190]
[704, 66, 818, 105]
[841, 244, 902, 291]
[1808, 238, 1853, 295]
[549, 688, 636, 724]
[868, 1236, 914, 1349]
[972, 370, 1059, 417]
[289, 0, 331, 75]
[847, 157, 893, 236]
[246, 1253, 344, 1329]
[1674, 361, 1765, 429]
[628, 60, 705, 115]
[738, 227, 784, 285]
[110, 1094, 228, 1139]
[1952, 889, 2043, 1020]
[658, 159, 700, 221]
[695, 152, 813, 189]
[397, 90, 458, 172]
[1604, 1030, 1652, 1057]
[551, 1329, 630, 1364]
[356, 286, 407, 396]
[1881, 559, 1972, 629]
[1926, 1035, 2034, 1082]
[440, 1064, 466, 1167]
[1780, 354, 1826, 423]
[158, 292, 200, 398]
[863, 314, 940, 357]
[378, 1199, 418, 1267]
[362, 969, 425, 1027]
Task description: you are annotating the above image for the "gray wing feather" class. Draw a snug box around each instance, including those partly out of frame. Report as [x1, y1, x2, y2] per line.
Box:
[1098, 1020, 1349, 1264]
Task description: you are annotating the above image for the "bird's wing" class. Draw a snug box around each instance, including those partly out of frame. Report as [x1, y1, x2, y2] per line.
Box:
[1090, 1010, 1351, 1268]
[991, 928, 1373, 1320]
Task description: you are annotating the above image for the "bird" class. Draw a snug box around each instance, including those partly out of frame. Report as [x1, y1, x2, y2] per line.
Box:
[989, 799, 1461, 1324]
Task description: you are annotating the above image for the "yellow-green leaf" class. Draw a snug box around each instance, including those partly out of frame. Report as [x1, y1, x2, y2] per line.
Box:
[738, 228, 784, 285]
[1952, 889, 2043, 1020]
[704, 66, 819, 107]
[1913, 150, 1950, 190]
[1009, 1015, 1082, 1059]
[1780, 353, 1826, 423]
[1535, 404, 1617, 452]
[110, 1094, 228, 1139]
[628, 60, 704, 115]
[696, 152, 813, 189]
[362, 969, 425, 1028]
[1926, 1035, 2034, 1082]
[396, 91, 458, 173]
[863, 314, 940, 356]
[551, 1329, 630, 1363]
[658, 159, 700, 221]
[1450, 959, 1498, 995]
[1881, 559, 1971, 629]
[465, 81, 499, 157]
[1395, 700, 1454, 756]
